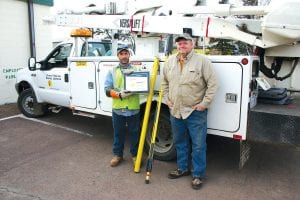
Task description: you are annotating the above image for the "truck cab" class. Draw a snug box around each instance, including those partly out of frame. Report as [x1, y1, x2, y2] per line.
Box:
[15, 29, 112, 117]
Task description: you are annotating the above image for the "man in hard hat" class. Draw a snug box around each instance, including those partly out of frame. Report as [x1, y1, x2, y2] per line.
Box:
[104, 46, 140, 168]
[161, 34, 218, 189]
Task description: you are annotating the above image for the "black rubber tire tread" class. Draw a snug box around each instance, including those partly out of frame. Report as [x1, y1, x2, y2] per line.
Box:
[17, 88, 46, 118]
[144, 107, 176, 161]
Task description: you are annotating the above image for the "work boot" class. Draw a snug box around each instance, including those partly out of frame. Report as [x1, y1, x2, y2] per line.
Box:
[191, 177, 203, 190]
[110, 156, 123, 167]
[168, 169, 190, 179]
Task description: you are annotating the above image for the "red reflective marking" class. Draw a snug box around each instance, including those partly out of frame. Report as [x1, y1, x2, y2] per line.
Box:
[241, 58, 248, 65]
[233, 134, 242, 140]
[142, 15, 145, 34]
[130, 15, 133, 33]
[206, 17, 211, 37]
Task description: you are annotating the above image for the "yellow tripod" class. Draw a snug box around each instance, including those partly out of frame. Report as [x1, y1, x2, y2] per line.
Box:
[145, 86, 163, 184]
[134, 57, 160, 173]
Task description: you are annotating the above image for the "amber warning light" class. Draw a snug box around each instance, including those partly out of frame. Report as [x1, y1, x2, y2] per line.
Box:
[70, 28, 92, 37]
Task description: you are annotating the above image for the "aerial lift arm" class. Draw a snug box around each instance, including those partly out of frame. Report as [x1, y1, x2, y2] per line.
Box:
[44, 1, 300, 49]
[45, 14, 264, 47]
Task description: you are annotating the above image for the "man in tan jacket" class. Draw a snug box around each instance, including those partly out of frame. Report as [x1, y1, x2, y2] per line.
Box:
[161, 34, 218, 190]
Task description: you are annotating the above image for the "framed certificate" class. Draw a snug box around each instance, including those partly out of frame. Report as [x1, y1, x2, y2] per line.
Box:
[124, 71, 149, 93]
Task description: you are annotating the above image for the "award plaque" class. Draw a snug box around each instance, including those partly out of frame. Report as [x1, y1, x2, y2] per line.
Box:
[124, 71, 149, 93]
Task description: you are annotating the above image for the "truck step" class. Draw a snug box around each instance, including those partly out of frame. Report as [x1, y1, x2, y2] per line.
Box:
[49, 106, 63, 114]
[72, 110, 96, 118]
[249, 94, 300, 145]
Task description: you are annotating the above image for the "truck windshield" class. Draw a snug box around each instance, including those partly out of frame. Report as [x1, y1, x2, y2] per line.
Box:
[81, 42, 112, 57]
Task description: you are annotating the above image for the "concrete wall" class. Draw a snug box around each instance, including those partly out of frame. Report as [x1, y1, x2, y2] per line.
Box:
[0, 0, 52, 105]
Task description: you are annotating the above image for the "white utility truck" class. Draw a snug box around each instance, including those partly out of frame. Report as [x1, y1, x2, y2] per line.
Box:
[15, 0, 300, 168]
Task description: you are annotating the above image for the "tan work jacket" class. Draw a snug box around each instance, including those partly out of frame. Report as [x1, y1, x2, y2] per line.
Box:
[161, 50, 218, 119]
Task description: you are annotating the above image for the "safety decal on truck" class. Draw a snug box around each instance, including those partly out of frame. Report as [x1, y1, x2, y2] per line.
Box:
[76, 62, 87, 67]
[48, 80, 52, 87]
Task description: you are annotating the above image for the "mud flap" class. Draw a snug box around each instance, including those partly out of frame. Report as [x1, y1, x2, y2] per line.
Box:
[239, 140, 251, 170]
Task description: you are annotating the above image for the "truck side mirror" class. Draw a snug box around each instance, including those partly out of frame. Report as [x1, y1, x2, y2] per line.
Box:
[28, 57, 36, 71]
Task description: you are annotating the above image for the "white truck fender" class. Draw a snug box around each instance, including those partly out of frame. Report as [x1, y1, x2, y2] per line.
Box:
[15, 69, 42, 103]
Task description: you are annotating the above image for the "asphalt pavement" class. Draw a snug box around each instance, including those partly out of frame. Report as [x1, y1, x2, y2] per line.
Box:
[0, 104, 299, 200]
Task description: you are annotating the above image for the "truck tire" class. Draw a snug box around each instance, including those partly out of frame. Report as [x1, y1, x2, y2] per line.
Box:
[17, 89, 46, 118]
[145, 108, 176, 161]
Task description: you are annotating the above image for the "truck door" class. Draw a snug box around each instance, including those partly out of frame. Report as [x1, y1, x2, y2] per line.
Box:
[36, 43, 72, 107]
[207, 56, 257, 140]
[98, 61, 118, 112]
[69, 60, 97, 109]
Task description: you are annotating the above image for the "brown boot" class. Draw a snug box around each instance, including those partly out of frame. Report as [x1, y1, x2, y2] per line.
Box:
[110, 156, 123, 167]
[168, 169, 190, 179]
[191, 177, 203, 190]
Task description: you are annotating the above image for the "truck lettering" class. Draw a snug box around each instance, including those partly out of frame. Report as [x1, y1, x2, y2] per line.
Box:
[119, 19, 141, 29]
[53, 75, 61, 80]
[46, 74, 62, 80]
[46, 74, 52, 80]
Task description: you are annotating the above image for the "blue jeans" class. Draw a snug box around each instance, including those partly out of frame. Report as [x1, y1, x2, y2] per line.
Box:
[112, 112, 140, 157]
[170, 110, 207, 178]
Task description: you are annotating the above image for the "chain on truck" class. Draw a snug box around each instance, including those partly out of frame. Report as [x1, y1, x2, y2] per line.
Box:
[15, 0, 300, 169]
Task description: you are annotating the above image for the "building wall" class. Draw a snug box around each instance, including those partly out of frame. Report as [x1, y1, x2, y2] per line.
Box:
[34, 3, 54, 60]
[0, 0, 52, 105]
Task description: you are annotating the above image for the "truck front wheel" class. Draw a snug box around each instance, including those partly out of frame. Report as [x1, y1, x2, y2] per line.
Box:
[145, 108, 176, 161]
[17, 89, 46, 118]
